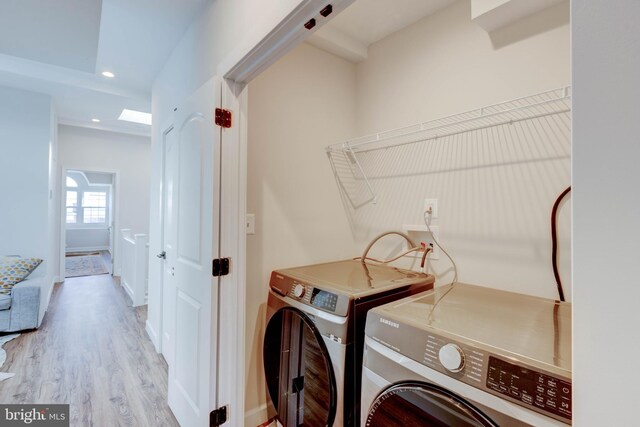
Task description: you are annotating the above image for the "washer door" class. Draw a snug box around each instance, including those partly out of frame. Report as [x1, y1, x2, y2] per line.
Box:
[366, 382, 498, 427]
[263, 307, 337, 427]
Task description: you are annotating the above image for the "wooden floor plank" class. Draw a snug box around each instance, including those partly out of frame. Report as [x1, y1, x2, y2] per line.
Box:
[0, 274, 179, 427]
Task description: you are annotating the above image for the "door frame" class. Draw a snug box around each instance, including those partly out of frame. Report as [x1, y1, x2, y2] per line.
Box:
[216, 79, 248, 425]
[149, 2, 351, 424]
[59, 166, 120, 280]
[216, 2, 353, 424]
[218, 2, 354, 423]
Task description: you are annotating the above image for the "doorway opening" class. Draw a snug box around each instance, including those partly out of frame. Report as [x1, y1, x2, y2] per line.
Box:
[61, 169, 117, 278]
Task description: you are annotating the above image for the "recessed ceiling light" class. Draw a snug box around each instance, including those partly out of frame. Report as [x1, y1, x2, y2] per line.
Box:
[101, 71, 115, 78]
[91, 118, 101, 123]
[118, 109, 152, 126]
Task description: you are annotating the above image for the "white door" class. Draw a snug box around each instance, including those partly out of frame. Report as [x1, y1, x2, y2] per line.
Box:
[161, 125, 178, 366]
[167, 76, 221, 427]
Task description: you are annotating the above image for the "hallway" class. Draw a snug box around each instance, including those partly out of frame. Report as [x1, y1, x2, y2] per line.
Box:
[0, 275, 179, 426]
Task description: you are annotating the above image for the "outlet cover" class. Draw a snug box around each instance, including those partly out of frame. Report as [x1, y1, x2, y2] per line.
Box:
[424, 198, 438, 218]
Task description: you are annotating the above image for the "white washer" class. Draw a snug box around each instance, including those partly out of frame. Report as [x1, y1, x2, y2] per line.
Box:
[361, 283, 572, 426]
[263, 259, 435, 427]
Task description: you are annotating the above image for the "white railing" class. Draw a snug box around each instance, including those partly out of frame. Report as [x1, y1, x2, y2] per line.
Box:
[120, 229, 149, 307]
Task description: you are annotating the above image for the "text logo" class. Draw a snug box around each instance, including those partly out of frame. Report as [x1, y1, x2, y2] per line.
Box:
[1, 405, 69, 426]
[379, 317, 400, 328]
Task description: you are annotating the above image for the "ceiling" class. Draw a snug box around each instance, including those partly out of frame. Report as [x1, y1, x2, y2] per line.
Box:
[0, 0, 207, 136]
[308, 0, 457, 63]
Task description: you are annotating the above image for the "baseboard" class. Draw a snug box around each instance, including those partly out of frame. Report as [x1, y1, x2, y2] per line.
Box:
[245, 404, 268, 427]
[46, 278, 56, 307]
[39, 277, 57, 327]
[121, 279, 134, 304]
[145, 320, 160, 353]
[65, 246, 109, 253]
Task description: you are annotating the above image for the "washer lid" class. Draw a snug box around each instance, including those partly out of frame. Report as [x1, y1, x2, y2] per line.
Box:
[272, 259, 434, 298]
[368, 283, 571, 375]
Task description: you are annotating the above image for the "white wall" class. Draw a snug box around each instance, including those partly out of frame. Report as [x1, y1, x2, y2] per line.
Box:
[349, 0, 571, 300]
[58, 126, 151, 273]
[572, 1, 640, 424]
[245, 42, 357, 420]
[65, 229, 110, 251]
[0, 85, 58, 321]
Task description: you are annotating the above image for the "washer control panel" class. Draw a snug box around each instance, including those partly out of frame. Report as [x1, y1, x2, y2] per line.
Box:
[366, 312, 572, 424]
[423, 334, 485, 386]
[487, 356, 572, 421]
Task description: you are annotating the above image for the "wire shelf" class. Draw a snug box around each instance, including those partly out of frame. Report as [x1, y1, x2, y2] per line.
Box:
[326, 87, 571, 208]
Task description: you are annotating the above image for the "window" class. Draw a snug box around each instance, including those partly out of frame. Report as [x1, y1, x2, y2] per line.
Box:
[65, 172, 110, 227]
[82, 191, 107, 224]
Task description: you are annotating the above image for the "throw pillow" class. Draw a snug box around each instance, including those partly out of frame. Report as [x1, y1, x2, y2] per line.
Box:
[0, 257, 43, 295]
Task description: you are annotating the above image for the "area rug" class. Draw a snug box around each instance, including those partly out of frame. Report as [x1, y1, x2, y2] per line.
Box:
[0, 333, 19, 382]
[65, 255, 109, 278]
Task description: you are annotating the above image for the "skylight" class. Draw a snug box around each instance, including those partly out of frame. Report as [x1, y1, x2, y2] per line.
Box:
[118, 109, 152, 126]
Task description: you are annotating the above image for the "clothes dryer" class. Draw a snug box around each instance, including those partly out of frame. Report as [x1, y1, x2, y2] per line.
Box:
[264, 259, 435, 427]
[361, 283, 572, 426]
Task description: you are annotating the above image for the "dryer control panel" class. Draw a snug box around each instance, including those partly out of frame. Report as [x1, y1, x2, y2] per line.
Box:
[269, 271, 351, 317]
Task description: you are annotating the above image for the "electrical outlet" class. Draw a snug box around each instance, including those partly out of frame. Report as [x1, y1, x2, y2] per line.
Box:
[246, 214, 255, 235]
[424, 198, 438, 218]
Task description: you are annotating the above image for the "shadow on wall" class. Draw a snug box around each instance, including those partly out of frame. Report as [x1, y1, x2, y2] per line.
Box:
[489, 1, 570, 49]
[329, 94, 572, 297]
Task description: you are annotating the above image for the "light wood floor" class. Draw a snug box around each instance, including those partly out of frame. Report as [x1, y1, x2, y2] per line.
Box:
[0, 274, 180, 427]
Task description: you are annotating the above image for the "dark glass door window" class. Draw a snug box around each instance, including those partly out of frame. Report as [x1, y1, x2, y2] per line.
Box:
[366, 382, 498, 427]
[264, 307, 337, 427]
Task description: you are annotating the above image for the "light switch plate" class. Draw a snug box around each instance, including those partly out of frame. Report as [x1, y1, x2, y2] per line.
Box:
[246, 214, 255, 235]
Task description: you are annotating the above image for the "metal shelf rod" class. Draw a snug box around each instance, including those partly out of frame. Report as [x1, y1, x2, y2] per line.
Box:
[348, 108, 570, 155]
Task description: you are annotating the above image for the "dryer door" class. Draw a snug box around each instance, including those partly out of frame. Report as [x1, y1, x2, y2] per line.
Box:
[264, 307, 337, 427]
[366, 381, 498, 427]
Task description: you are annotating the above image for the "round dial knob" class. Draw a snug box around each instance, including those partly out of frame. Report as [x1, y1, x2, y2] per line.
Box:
[293, 284, 305, 298]
[439, 343, 465, 372]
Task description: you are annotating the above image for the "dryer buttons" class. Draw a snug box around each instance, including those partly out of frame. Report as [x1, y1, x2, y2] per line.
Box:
[439, 343, 465, 372]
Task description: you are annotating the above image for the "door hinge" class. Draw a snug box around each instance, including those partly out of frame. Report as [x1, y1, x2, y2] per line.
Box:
[212, 258, 230, 277]
[214, 108, 232, 128]
[210, 405, 228, 426]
